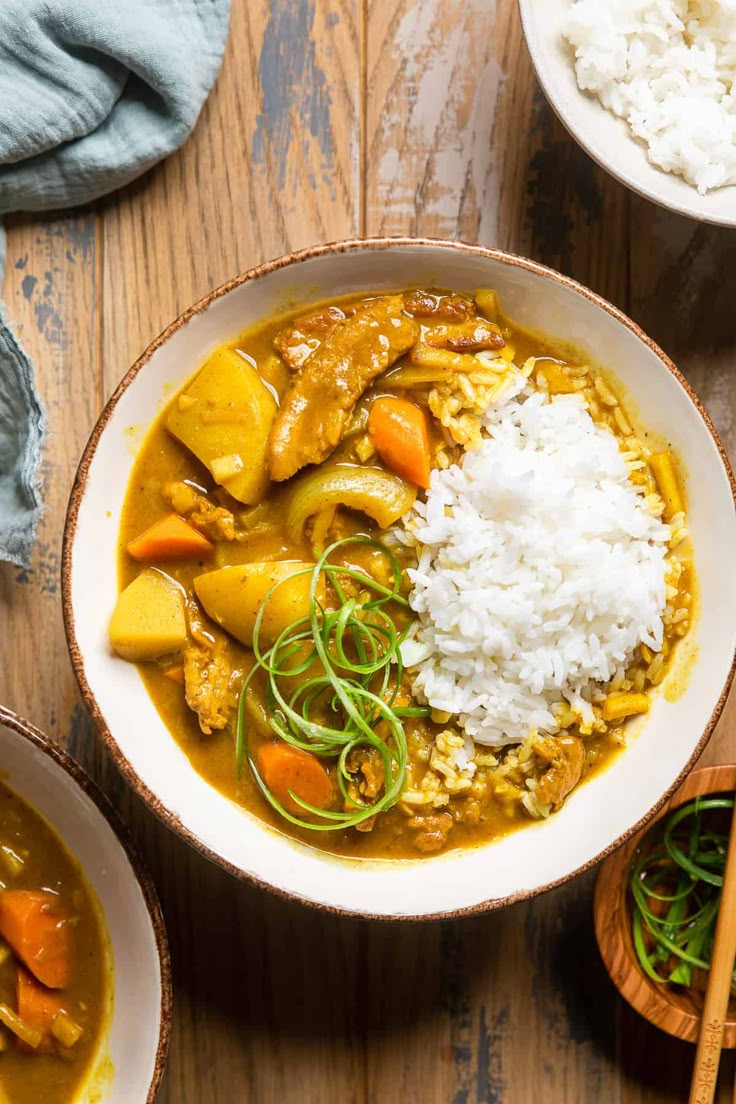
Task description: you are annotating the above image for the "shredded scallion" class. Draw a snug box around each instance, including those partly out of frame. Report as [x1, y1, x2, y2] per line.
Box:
[235, 536, 422, 831]
[629, 797, 735, 989]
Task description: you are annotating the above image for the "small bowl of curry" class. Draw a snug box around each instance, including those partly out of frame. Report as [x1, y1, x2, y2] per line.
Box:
[0, 706, 170, 1101]
[594, 763, 736, 1044]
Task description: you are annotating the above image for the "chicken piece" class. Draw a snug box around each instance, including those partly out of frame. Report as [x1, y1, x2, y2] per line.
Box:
[183, 610, 237, 735]
[273, 304, 349, 372]
[423, 318, 505, 353]
[403, 289, 473, 321]
[346, 747, 384, 802]
[532, 735, 585, 809]
[343, 748, 385, 833]
[162, 481, 236, 542]
[408, 813, 454, 854]
[267, 296, 419, 482]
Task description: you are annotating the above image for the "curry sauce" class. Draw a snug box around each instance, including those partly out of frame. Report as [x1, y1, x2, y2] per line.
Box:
[115, 289, 692, 859]
[0, 781, 110, 1101]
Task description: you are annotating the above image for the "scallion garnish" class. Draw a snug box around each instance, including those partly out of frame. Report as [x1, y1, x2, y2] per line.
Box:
[235, 535, 419, 831]
[629, 797, 735, 989]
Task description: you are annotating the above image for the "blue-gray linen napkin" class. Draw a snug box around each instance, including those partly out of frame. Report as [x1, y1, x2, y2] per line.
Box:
[0, 0, 231, 566]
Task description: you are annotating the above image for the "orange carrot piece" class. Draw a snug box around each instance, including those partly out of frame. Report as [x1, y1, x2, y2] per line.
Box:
[163, 665, 185, 684]
[0, 891, 71, 989]
[368, 397, 432, 489]
[127, 514, 213, 562]
[16, 967, 63, 1052]
[257, 743, 333, 814]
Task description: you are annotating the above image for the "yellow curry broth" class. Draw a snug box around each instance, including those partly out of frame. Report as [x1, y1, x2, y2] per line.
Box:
[118, 289, 690, 859]
[139, 665, 626, 860]
[0, 782, 110, 1102]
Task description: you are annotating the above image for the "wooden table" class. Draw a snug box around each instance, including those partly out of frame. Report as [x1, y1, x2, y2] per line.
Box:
[2, 2, 735, 1100]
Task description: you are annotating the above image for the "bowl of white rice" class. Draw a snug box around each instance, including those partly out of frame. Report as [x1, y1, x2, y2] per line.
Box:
[518, 0, 736, 226]
[64, 238, 736, 918]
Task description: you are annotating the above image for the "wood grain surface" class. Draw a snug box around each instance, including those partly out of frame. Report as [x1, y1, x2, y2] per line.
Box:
[2, 1, 735, 1100]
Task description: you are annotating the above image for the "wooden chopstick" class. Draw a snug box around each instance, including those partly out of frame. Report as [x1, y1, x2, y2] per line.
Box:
[689, 797, 736, 1104]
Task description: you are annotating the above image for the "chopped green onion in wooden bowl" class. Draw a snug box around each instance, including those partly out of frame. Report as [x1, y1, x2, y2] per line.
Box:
[595, 766, 736, 1045]
[630, 796, 735, 990]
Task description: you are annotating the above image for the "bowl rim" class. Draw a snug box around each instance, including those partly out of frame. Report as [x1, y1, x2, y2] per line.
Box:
[61, 235, 736, 921]
[517, 0, 736, 229]
[593, 763, 736, 1045]
[0, 704, 172, 1098]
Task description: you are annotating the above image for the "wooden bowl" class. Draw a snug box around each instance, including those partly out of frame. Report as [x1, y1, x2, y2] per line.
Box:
[594, 763, 736, 1045]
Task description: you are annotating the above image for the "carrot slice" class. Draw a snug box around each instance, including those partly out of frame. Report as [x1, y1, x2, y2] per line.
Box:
[368, 397, 432, 489]
[0, 891, 71, 989]
[127, 514, 213, 562]
[16, 967, 63, 1052]
[257, 743, 333, 814]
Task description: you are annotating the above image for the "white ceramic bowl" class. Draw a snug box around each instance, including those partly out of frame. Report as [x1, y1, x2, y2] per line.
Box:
[0, 706, 170, 1100]
[63, 237, 736, 919]
[518, 0, 736, 227]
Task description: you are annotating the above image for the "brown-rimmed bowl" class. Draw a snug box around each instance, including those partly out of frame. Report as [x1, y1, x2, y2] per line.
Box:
[594, 764, 736, 1045]
[0, 705, 171, 1098]
[62, 237, 736, 920]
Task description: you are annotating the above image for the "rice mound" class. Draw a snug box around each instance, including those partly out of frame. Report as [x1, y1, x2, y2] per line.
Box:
[402, 386, 670, 747]
[563, 0, 736, 195]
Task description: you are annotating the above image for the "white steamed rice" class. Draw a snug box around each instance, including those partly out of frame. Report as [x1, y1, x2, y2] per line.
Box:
[563, 0, 736, 194]
[401, 382, 671, 747]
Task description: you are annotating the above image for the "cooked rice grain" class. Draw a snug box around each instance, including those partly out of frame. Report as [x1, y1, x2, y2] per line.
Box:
[564, 0, 736, 194]
[401, 386, 671, 746]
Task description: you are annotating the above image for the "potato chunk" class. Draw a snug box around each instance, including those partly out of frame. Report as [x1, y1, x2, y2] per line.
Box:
[194, 562, 323, 647]
[109, 569, 187, 661]
[166, 347, 277, 505]
[649, 451, 684, 520]
[601, 692, 650, 722]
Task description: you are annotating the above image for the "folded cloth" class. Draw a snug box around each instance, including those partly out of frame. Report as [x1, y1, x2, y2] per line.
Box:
[0, 0, 231, 565]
